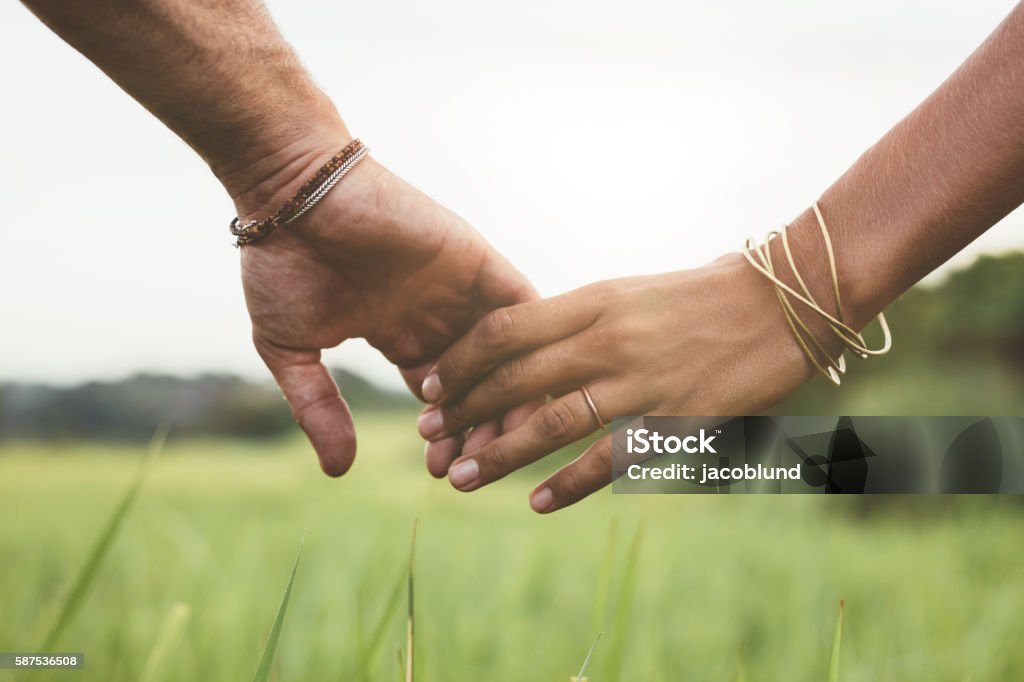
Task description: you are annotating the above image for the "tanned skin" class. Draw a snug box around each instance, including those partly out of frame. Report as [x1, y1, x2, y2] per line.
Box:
[20, 0, 538, 477]
[417, 4, 1024, 513]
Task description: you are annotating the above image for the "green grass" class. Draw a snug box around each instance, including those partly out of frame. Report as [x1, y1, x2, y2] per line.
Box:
[828, 601, 844, 682]
[1, 412, 1023, 680]
[251, 538, 302, 682]
[36, 425, 167, 653]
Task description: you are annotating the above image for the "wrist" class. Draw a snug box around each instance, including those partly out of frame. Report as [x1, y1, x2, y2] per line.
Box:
[726, 224, 847, 385]
[735, 201, 898, 388]
[218, 112, 354, 222]
[773, 206, 888, 336]
[698, 253, 822, 409]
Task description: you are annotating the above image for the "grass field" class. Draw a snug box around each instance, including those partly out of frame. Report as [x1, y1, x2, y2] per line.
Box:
[1, 412, 1023, 681]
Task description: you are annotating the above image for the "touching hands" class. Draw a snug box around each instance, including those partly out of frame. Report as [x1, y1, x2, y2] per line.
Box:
[416, 254, 826, 513]
[237, 149, 537, 476]
[24, 0, 1024, 515]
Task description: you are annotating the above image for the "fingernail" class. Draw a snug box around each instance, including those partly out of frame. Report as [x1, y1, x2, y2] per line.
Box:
[422, 373, 444, 403]
[530, 487, 554, 513]
[448, 459, 479, 489]
[417, 408, 444, 439]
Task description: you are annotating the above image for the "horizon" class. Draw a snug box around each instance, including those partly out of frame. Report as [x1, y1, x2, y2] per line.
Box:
[4, 247, 1019, 390]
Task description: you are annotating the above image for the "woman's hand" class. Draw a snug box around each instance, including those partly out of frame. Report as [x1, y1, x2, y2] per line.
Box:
[416, 253, 825, 513]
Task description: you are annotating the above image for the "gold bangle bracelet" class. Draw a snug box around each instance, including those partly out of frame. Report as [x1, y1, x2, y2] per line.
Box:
[742, 201, 893, 385]
[746, 231, 847, 384]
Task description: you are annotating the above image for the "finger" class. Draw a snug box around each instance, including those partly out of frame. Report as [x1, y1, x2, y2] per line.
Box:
[529, 435, 613, 513]
[463, 419, 502, 453]
[446, 383, 619, 492]
[400, 362, 434, 402]
[421, 287, 603, 405]
[424, 337, 594, 438]
[425, 434, 464, 478]
[254, 337, 356, 477]
[502, 400, 542, 433]
[420, 402, 539, 466]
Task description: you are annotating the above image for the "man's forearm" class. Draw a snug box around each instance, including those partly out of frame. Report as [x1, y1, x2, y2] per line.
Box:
[783, 2, 1024, 329]
[21, 0, 348, 209]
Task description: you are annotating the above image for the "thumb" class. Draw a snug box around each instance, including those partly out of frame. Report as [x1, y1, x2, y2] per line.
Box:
[254, 337, 357, 476]
[399, 361, 434, 401]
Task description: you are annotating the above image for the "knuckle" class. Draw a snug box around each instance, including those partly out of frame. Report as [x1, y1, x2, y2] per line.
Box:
[586, 320, 638, 366]
[482, 308, 517, 349]
[537, 401, 577, 441]
[292, 393, 342, 426]
[582, 280, 619, 310]
[482, 441, 508, 473]
[488, 357, 524, 393]
[582, 280, 611, 300]
[596, 322, 629, 347]
[557, 467, 584, 498]
[439, 350, 463, 385]
[448, 400, 470, 427]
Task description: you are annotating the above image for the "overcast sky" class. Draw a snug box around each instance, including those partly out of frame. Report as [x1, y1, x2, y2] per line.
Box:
[1, 0, 1022, 389]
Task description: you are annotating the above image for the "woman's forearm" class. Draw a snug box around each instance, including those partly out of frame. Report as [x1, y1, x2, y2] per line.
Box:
[786, 2, 1024, 329]
[415, 4, 1024, 511]
[20, 0, 348, 211]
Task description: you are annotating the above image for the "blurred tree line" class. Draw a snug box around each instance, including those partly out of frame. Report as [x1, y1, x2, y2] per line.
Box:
[0, 252, 1021, 442]
[0, 369, 415, 441]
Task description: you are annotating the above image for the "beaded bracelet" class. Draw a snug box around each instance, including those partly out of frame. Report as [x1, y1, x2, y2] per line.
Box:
[229, 138, 369, 247]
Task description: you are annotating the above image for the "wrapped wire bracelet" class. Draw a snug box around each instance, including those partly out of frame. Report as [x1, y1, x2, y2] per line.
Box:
[229, 138, 370, 247]
[742, 202, 892, 385]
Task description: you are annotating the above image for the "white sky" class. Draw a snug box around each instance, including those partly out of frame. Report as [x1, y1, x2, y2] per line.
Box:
[1, 0, 1022, 389]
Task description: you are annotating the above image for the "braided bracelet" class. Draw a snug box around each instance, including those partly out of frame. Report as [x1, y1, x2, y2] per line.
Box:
[742, 201, 892, 385]
[229, 138, 370, 247]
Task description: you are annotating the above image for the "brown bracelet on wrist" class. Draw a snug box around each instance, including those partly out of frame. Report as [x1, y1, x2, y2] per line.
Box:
[229, 138, 369, 247]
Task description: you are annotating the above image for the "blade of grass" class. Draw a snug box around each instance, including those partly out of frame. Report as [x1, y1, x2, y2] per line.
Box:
[827, 600, 845, 682]
[572, 632, 602, 682]
[139, 601, 191, 682]
[251, 535, 305, 682]
[604, 522, 645, 679]
[39, 424, 170, 650]
[405, 519, 418, 682]
[354, 571, 405, 681]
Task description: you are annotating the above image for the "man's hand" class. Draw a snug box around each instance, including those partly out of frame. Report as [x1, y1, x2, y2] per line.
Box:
[237, 150, 536, 476]
[18, 0, 538, 477]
